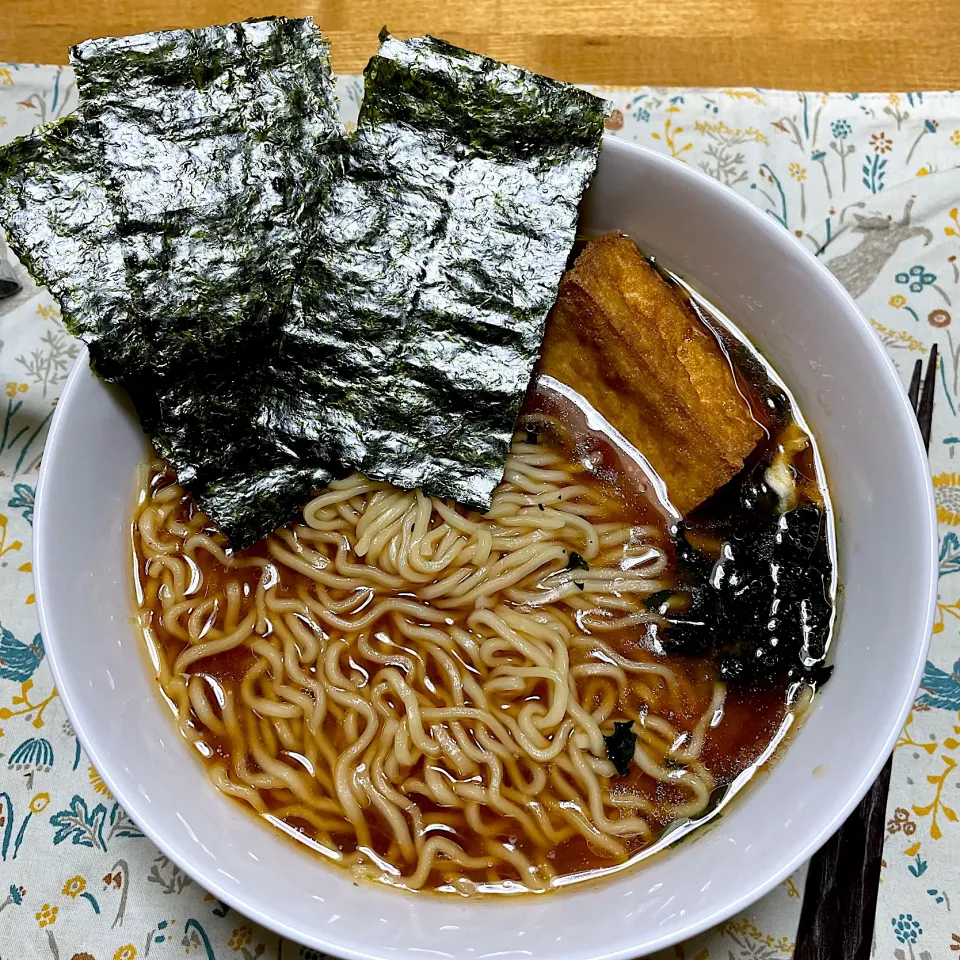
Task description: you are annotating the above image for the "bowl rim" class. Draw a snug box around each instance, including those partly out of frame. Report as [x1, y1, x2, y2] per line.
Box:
[35, 135, 939, 959]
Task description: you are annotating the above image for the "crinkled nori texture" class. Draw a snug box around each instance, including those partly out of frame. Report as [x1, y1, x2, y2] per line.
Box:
[281, 33, 608, 516]
[0, 118, 136, 380]
[0, 117, 168, 437]
[1, 26, 605, 549]
[70, 17, 345, 543]
[663, 462, 834, 686]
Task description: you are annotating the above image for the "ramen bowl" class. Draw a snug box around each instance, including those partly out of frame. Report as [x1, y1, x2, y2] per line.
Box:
[35, 137, 937, 959]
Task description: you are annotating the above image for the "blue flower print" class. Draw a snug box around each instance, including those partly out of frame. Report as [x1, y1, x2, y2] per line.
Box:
[831, 119, 852, 139]
[7, 483, 34, 525]
[8, 737, 53, 771]
[940, 531, 960, 579]
[0, 884, 26, 916]
[0, 626, 44, 683]
[917, 657, 960, 711]
[891, 913, 922, 944]
[49, 795, 107, 850]
[896, 265, 936, 294]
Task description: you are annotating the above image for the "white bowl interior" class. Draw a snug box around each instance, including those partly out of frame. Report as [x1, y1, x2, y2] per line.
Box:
[36, 137, 937, 960]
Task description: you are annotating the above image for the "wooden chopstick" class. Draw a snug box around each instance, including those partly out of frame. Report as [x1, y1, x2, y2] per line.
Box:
[794, 344, 937, 960]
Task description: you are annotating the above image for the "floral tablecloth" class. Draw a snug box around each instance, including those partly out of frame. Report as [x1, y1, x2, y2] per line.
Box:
[0, 62, 958, 960]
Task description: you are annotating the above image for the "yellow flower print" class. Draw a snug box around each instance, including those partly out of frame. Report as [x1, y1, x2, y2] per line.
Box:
[934, 473, 960, 525]
[947, 208, 960, 240]
[89, 764, 112, 797]
[228, 925, 253, 950]
[720, 88, 765, 104]
[952, 129, 960, 147]
[650, 117, 692, 159]
[720, 916, 793, 953]
[0, 68, 12, 86]
[889, 93, 901, 106]
[62, 875, 87, 898]
[5, 382, 28, 398]
[0, 116, 7, 129]
[36, 903, 58, 927]
[693, 119, 767, 143]
[870, 318, 927, 353]
[113, 946, 137, 960]
[788, 162, 807, 182]
[890, 294, 907, 309]
[30, 792, 50, 813]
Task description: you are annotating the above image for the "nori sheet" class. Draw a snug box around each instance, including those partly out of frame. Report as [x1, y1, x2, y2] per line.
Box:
[0, 116, 138, 382]
[274, 33, 609, 529]
[70, 17, 346, 507]
[0, 115, 173, 440]
[1, 26, 606, 548]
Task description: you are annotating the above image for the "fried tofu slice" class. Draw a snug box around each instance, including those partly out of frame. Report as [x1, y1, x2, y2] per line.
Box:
[538, 234, 763, 514]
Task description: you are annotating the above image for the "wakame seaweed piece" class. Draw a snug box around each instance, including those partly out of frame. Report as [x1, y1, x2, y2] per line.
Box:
[604, 721, 636, 777]
[279, 33, 609, 515]
[713, 507, 833, 684]
[69, 18, 346, 541]
[665, 505, 834, 684]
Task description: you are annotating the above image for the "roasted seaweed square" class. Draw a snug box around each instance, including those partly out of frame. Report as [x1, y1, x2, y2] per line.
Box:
[70, 18, 345, 492]
[1, 25, 607, 548]
[281, 33, 608, 516]
[0, 117, 138, 384]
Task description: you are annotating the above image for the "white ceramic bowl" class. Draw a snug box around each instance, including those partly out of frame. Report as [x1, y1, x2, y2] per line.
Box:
[36, 137, 937, 959]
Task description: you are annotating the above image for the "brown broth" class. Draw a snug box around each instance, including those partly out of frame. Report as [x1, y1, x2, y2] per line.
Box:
[133, 269, 833, 895]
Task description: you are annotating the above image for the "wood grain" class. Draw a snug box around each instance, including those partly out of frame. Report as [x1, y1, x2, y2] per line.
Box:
[795, 757, 891, 960]
[795, 350, 937, 960]
[3, 0, 960, 89]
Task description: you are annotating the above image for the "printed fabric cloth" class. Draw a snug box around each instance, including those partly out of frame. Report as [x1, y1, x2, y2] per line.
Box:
[0, 63, 958, 960]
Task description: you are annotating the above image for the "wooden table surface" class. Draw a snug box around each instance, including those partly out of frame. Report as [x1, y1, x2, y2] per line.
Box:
[3, 0, 960, 90]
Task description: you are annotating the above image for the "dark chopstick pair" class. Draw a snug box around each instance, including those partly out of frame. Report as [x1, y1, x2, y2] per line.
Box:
[794, 344, 937, 960]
